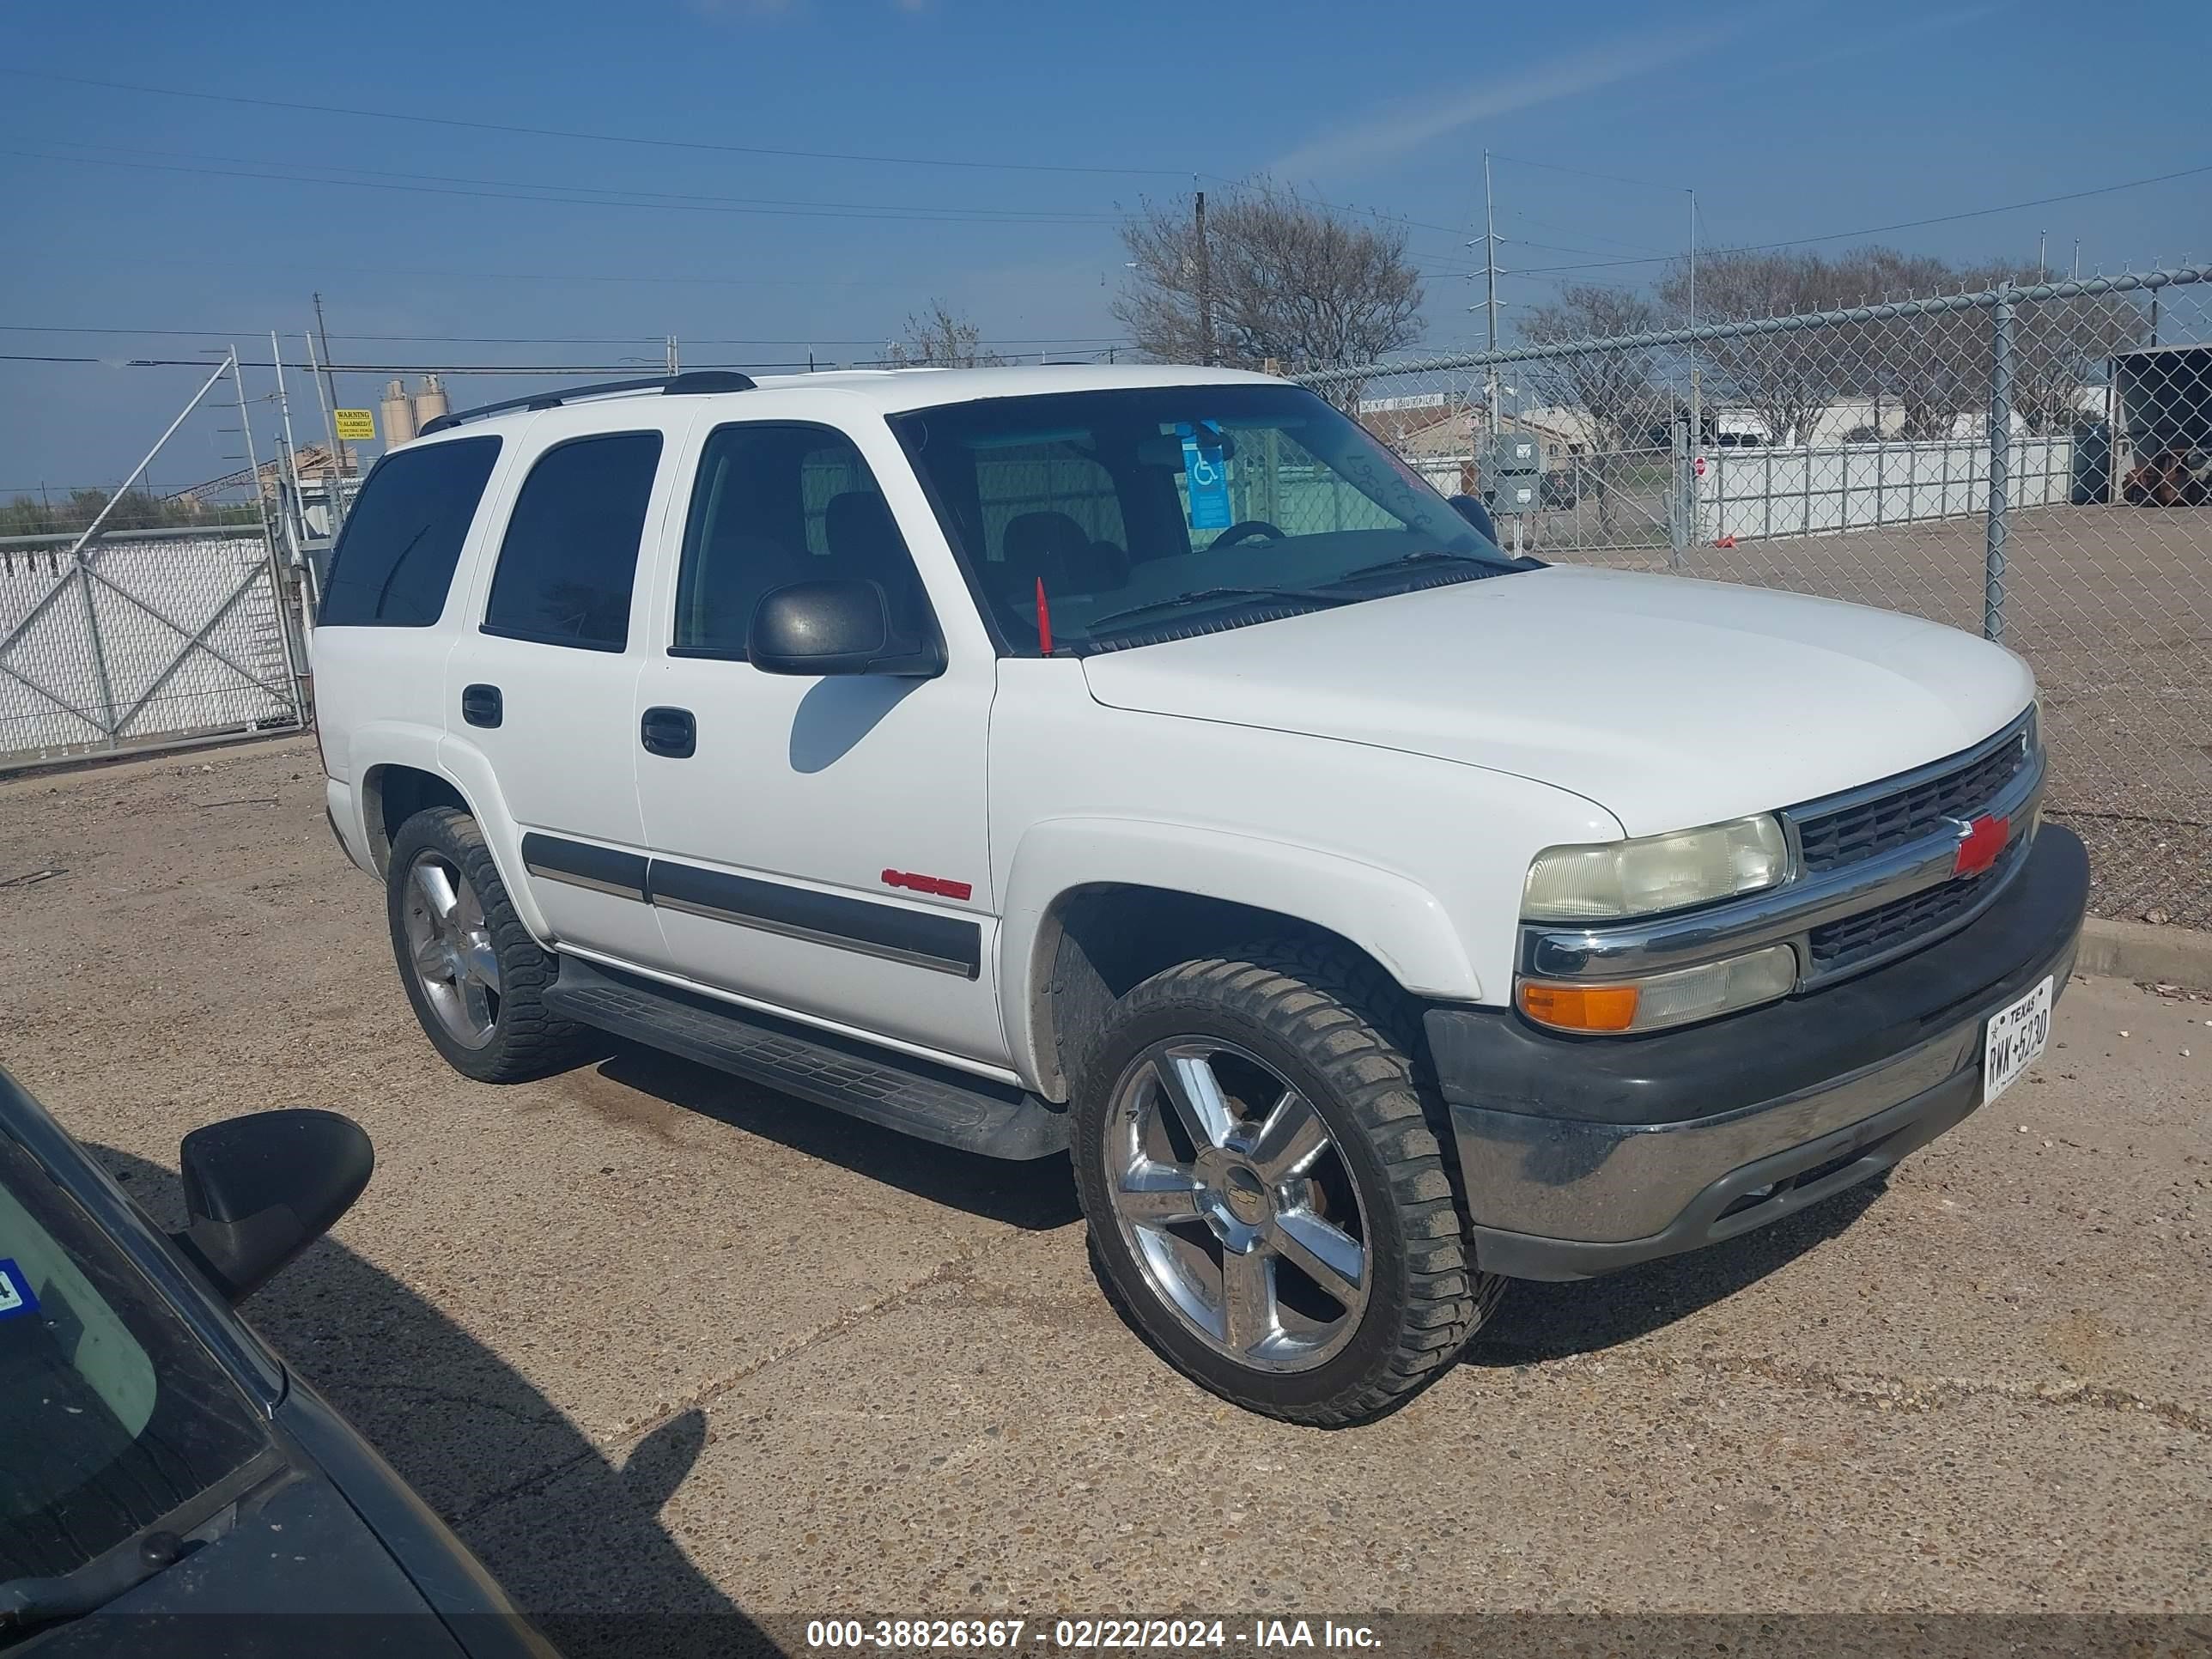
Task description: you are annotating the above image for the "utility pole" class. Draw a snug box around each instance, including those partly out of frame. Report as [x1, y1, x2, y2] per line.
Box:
[311, 292, 340, 423]
[2072, 239, 2081, 281]
[2037, 230, 2047, 283]
[1194, 189, 1213, 367]
[1482, 149, 1501, 439]
[665, 334, 679, 374]
[270, 331, 306, 558]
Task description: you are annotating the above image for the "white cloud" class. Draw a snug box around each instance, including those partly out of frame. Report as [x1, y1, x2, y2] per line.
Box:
[1271, 22, 1727, 180]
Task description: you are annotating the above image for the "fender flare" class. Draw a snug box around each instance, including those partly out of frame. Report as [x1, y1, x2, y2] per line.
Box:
[352, 726, 553, 946]
[998, 816, 1481, 1096]
[431, 733, 552, 943]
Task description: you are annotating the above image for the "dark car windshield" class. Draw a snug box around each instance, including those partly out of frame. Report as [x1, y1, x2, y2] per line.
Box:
[0, 1129, 269, 1587]
[890, 383, 1523, 654]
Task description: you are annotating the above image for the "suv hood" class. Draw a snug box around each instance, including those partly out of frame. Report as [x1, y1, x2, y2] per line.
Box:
[1079, 565, 2035, 836]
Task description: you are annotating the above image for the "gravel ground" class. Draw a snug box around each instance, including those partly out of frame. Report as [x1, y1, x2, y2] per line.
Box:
[1544, 505, 2212, 929]
[2, 737, 2209, 1654]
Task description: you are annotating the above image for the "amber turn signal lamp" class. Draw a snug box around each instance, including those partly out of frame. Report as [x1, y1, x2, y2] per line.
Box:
[1517, 980, 1641, 1033]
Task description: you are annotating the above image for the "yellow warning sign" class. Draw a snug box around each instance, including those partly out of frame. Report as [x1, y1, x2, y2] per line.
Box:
[333, 409, 376, 441]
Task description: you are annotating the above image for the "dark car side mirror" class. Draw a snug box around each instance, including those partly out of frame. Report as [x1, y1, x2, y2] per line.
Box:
[749, 580, 945, 678]
[170, 1110, 374, 1304]
[1448, 493, 1499, 544]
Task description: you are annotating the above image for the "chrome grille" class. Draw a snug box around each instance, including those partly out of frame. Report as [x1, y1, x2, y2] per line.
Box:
[1806, 835, 2028, 975]
[1793, 720, 2033, 873]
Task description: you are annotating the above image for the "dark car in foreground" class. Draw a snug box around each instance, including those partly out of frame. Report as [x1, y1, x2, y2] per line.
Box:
[0, 1066, 554, 1656]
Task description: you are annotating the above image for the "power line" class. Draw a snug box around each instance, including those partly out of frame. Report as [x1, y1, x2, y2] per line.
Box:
[1490, 152, 1690, 193]
[1504, 207, 1671, 256]
[0, 323, 1133, 349]
[46, 254, 913, 292]
[1, 146, 1131, 228]
[0, 68, 1190, 179]
[32, 136, 1129, 223]
[1497, 161, 2212, 276]
[0, 353, 1132, 374]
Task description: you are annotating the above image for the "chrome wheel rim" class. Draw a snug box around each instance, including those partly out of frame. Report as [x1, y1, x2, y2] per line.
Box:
[399, 852, 501, 1049]
[1104, 1038, 1371, 1372]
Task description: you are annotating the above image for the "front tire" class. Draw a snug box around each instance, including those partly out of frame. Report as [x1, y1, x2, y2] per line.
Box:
[1071, 942, 1502, 1426]
[385, 807, 596, 1083]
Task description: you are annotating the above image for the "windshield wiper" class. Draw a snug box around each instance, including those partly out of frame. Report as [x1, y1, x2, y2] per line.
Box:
[1326, 549, 1517, 586]
[0, 1530, 189, 1632]
[1082, 586, 1358, 634]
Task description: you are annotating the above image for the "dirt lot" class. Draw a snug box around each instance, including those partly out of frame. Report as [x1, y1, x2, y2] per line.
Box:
[3, 737, 2209, 1652]
[1549, 504, 2212, 929]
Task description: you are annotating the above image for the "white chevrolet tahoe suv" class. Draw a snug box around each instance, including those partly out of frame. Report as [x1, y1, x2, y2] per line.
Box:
[314, 365, 2086, 1425]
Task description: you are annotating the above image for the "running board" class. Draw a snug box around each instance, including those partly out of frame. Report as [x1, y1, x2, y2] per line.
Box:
[544, 957, 1067, 1160]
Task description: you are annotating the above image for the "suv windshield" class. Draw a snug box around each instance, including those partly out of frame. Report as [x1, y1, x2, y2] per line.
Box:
[890, 383, 1524, 653]
[0, 1128, 269, 1590]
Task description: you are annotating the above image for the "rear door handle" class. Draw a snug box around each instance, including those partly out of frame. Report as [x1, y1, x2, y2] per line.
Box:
[640, 706, 696, 759]
[461, 684, 502, 728]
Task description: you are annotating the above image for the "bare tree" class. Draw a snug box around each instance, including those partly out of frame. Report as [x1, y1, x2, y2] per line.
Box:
[889, 300, 1006, 368]
[1520, 286, 1663, 532]
[1115, 183, 1423, 406]
[2008, 282, 2148, 435]
[1659, 250, 1841, 444]
[1836, 247, 1994, 440]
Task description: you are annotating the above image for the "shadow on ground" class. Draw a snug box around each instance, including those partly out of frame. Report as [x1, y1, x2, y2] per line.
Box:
[1468, 1181, 1885, 1365]
[595, 1044, 1083, 1231]
[602, 1042, 1889, 1396]
[94, 1141, 776, 1659]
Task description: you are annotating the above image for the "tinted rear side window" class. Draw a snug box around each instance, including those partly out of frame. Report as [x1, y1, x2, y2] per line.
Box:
[319, 436, 501, 627]
[483, 431, 663, 652]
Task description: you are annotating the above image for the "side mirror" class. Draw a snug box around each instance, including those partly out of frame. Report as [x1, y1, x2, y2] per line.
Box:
[170, 1110, 374, 1304]
[749, 580, 945, 678]
[1448, 493, 1499, 544]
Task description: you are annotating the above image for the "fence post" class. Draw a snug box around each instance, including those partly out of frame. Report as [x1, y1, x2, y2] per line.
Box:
[1668, 417, 1689, 567]
[1983, 283, 2014, 643]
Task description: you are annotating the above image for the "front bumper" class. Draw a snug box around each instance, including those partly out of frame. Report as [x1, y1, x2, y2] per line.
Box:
[1425, 824, 2088, 1280]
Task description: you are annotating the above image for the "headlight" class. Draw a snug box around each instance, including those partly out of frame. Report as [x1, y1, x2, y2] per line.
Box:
[1518, 943, 1798, 1034]
[1522, 814, 1789, 921]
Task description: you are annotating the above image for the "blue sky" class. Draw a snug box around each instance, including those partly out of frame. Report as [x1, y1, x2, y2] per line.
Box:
[1, 0, 2204, 486]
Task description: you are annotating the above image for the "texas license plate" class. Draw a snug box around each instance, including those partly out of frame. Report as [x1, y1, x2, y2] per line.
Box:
[1983, 975, 2054, 1105]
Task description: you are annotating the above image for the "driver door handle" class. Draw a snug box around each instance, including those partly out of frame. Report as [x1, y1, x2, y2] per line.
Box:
[640, 706, 696, 759]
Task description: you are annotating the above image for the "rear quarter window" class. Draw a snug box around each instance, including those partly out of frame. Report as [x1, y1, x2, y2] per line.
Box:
[482, 431, 664, 652]
[319, 436, 501, 628]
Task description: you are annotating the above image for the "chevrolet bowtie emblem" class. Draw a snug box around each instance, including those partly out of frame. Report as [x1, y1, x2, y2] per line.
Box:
[1952, 812, 2011, 878]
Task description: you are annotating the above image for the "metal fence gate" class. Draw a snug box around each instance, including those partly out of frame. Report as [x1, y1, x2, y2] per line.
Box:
[0, 354, 304, 769]
[1304, 264, 2212, 930]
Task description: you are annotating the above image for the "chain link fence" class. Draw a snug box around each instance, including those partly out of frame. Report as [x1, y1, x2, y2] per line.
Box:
[1306, 264, 2212, 930]
[1, 356, 306, 769]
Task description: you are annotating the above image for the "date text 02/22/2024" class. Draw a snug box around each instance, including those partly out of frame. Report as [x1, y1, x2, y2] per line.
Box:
[801, 1619, 1382, 1651]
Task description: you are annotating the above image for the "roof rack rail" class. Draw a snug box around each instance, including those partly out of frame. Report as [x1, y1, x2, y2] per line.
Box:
[416, 369, 758, 436]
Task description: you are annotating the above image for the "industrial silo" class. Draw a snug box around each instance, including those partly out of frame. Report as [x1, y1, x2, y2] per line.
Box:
[380, 379, 416, 447]
[412, 374, 451, 431]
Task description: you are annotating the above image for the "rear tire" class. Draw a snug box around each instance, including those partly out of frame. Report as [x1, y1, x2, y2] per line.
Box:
[385, 807, 597, 1083]
[1071, 940, 1503, 1426]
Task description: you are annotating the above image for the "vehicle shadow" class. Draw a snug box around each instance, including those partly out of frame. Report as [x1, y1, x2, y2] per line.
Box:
[91, 1141, 779, 1659]
[592, 1043, 1083, 1231]
[599, 1042, 1885, 1379]
[1463, 1180, 1887, 1366]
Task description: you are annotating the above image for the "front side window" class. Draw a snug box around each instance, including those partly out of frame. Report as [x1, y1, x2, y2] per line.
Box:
[319, 435, 501, 627]
[672, 423, 928, 658]
[891, 384, 1522, 654]
[483, 431, 664, 652]
[0, 1133, 270, 1584]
